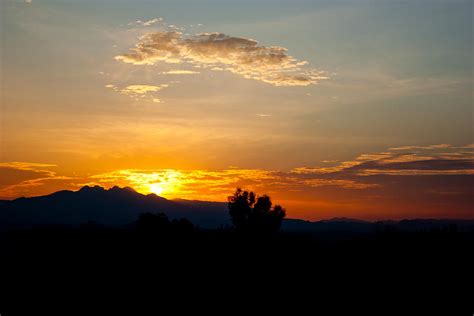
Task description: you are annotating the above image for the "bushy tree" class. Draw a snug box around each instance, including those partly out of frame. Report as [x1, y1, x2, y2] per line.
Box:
[228, 188, 286, 233]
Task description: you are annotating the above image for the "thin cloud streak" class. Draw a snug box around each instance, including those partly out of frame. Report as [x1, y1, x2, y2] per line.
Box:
[161, 70, 200, 75]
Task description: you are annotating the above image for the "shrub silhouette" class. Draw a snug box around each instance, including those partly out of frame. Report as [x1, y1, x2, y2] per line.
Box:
[171, 218, 195, 233]
[228, 188, 286, 233]
[137, 212, 195, 235]
[137, 212, 171, 234]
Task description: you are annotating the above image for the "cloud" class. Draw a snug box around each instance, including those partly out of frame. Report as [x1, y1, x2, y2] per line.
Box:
[161, 70, 200, 75]
[0, 163, 56, 187]
[89, 168, 277, 200]
[0, 162, 57, 170]
[1, 147, 472, 219]
[87, 165, 378, 202]
[302, 179, 378, 189]
[121, 84, 164, 95]
[142, 18, 162, 27]
[293, 144, 474, 177]
[115, 31, 328, 86]
[389, 144, 451, 151]
[0, 162, 72, 199]
[106, 83, 168, 101]
[130, 18, 164, 27]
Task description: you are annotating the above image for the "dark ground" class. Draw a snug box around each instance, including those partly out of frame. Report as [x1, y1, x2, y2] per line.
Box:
[1, 224, 473, 314]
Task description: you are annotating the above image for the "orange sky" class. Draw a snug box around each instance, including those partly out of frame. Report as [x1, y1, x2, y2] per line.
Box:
[1, 0, 473, 220]
[1, 144, 473, 220]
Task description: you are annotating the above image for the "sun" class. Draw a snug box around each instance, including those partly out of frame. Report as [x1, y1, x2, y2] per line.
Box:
[142, 170, 183, 197]
[148, 183, 165, 196]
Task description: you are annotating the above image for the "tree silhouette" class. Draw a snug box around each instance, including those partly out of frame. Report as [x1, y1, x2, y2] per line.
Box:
[228, 188, 286, 233]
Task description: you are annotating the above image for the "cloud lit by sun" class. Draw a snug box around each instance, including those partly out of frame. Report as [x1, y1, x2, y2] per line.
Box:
[144, 170, 182, 196]
[90, 169, 186, 198]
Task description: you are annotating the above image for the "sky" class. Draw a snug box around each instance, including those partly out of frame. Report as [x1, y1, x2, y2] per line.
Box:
[0, 0, 473, 220]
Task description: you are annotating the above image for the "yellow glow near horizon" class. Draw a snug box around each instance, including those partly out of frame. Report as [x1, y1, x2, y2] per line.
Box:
[89, 168, 270, 201]
[146, 170, 182, 196]
[123, 169, 184, 197]
[148, 183, 164, 196]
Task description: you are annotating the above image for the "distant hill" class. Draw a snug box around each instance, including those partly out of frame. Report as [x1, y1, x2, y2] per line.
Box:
[1, 186, 473, 232]
[281, 217, 375, 233]
[282, 217, 474, 233]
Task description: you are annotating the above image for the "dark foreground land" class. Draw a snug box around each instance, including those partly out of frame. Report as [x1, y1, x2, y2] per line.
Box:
[1, 224, 473, 314]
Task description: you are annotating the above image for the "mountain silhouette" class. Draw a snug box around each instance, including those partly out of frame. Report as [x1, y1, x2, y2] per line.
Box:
[281, 217, 474, 233]
[0, 185, 229, 230]
[1, 186, 473, 232]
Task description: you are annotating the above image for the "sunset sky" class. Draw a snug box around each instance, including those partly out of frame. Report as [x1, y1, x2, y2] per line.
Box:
[1, 0, 472, 220]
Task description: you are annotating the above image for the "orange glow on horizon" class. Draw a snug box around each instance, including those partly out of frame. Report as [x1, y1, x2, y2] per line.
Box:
[1, 143, 473, 221]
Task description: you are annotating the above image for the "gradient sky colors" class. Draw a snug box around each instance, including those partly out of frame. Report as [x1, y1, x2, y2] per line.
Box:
[1, 0, 473, 220]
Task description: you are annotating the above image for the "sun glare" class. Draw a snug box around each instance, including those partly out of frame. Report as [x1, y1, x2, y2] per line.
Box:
[120, 169, 184, 197]
[148, 183, 164, 196]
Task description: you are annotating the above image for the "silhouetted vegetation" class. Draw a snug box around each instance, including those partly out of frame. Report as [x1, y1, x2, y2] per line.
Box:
[228, 188, 286, 233]
[137, 212, 171, 233]
[136, 212, 194, 235]
[1, 187, 473, 313]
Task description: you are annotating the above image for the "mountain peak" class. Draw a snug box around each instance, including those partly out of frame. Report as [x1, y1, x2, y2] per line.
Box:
[108, 186, 138, 194]
[0, 186, 229, 229]
[78, 185, 140, 197]
[79, 185, 105, 193]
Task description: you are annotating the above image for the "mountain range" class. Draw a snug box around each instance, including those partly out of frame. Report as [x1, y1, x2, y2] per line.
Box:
[0, 185, 228, 230]
[1, 185, 473, 233]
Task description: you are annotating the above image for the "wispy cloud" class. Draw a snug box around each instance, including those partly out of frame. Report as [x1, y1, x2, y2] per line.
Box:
[115, 31, 328, 86]
[105, 83, 168, 102]
[293, 144, 474, 177]
[0, 162, 57, 171]
[389, 144, 451, 151]
[4, 144, 472, 199]
[121, 84, 165, 95]
[0, 162, 71, 199]
[88, 167, 375, 201]
[129, 18, 164, 27]
[161, 70, 200, 75]
[142, 18, 162, 27]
